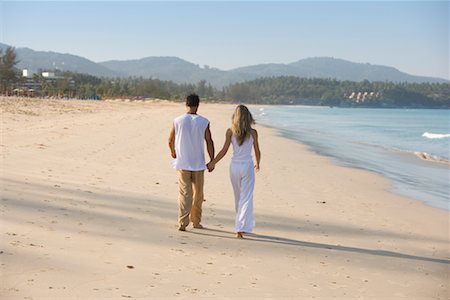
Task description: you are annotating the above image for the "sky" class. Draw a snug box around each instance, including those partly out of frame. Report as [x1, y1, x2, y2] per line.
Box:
[0, 1, 448, 79]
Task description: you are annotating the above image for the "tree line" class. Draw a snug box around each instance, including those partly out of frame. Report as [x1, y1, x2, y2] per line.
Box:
[1, 47, 449, 108]
[224, 77, 450, 108]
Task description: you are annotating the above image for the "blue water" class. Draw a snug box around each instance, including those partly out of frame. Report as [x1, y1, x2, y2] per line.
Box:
[252, 106, 450, 210]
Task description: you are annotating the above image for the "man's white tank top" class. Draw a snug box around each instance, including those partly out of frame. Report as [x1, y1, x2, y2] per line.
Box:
[231, 134, 253, 162]
[173, 113, 209, 171]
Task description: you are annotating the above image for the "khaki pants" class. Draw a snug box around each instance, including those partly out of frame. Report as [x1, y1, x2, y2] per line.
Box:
[177, 170, 204, 227]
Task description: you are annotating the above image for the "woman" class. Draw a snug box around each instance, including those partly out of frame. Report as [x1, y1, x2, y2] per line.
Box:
[207, 105, 261, 238]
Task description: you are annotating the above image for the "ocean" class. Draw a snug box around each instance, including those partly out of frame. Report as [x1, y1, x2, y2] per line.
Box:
[252, 106, 450, 210]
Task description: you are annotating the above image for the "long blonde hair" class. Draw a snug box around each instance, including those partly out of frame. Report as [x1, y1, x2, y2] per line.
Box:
[231, 105, 255, 146]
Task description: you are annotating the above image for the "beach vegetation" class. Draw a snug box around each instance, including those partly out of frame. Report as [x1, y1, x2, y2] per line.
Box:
[222, 76, 450, 108]
[0, 47, 19, 84]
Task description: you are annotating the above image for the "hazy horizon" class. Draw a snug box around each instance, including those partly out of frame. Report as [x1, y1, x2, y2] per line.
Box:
[1, 1, 448, 79]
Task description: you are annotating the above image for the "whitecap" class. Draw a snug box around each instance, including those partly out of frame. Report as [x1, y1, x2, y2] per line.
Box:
[422, 132, 450, 139]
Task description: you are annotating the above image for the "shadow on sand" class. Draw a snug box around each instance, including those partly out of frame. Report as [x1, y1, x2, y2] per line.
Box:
[2, 177, 449, 266]
[190, 228, 450, 265]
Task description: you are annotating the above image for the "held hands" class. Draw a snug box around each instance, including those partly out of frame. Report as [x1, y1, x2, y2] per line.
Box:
[207, 161, 215, 172]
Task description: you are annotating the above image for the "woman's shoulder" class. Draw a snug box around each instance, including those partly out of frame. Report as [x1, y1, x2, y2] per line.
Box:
[250, 128, 258, 136]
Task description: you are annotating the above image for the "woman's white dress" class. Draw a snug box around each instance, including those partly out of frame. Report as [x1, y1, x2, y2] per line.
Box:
[230, 134, 255, 233]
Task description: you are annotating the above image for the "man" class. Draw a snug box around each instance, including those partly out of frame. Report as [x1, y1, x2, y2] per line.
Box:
[168, 94, 214, 231]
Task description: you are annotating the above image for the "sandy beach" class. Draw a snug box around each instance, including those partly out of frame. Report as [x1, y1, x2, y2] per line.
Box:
[1, 97, 448, 299]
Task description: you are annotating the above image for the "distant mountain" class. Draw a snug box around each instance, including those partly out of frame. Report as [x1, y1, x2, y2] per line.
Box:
[0, 43, 121, 78]
[101, 57, 448, 87]
[2, 43, 447, 87]
[99, 57, 256, 88]
[231, 57, 445, 84]
[100, 56, 228, 84]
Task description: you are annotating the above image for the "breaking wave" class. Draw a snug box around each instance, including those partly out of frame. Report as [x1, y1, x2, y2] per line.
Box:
[422, 132, 450, 139]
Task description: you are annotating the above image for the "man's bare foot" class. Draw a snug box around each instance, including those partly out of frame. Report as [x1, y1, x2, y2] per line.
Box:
[236, 232, 244, 239]
[193, 224, 204, 229]
[178, 225, 186, 231]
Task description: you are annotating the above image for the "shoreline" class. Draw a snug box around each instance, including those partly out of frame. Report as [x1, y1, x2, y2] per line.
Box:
[269, 121, 449, 211]
[254, 117, 449, 214]
[1, 98, 448, 299]
[251, 105, 449, 212]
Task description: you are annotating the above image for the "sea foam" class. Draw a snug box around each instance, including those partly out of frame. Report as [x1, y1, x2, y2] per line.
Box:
[414, 151, 449, 164]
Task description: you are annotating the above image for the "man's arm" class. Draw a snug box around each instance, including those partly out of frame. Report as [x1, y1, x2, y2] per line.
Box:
[205, 123, 215, 162]
[168, 124, 176, 158]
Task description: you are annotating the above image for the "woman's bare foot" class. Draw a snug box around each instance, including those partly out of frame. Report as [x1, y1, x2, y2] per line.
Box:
[236, 232, 244, 239]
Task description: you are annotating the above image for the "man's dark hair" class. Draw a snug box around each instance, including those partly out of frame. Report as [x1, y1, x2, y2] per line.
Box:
[186, 93, 200, 107]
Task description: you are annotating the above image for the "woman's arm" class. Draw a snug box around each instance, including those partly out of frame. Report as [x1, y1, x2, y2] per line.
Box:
[251, 129, 261, 171]
[207, 128, 232, 171]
